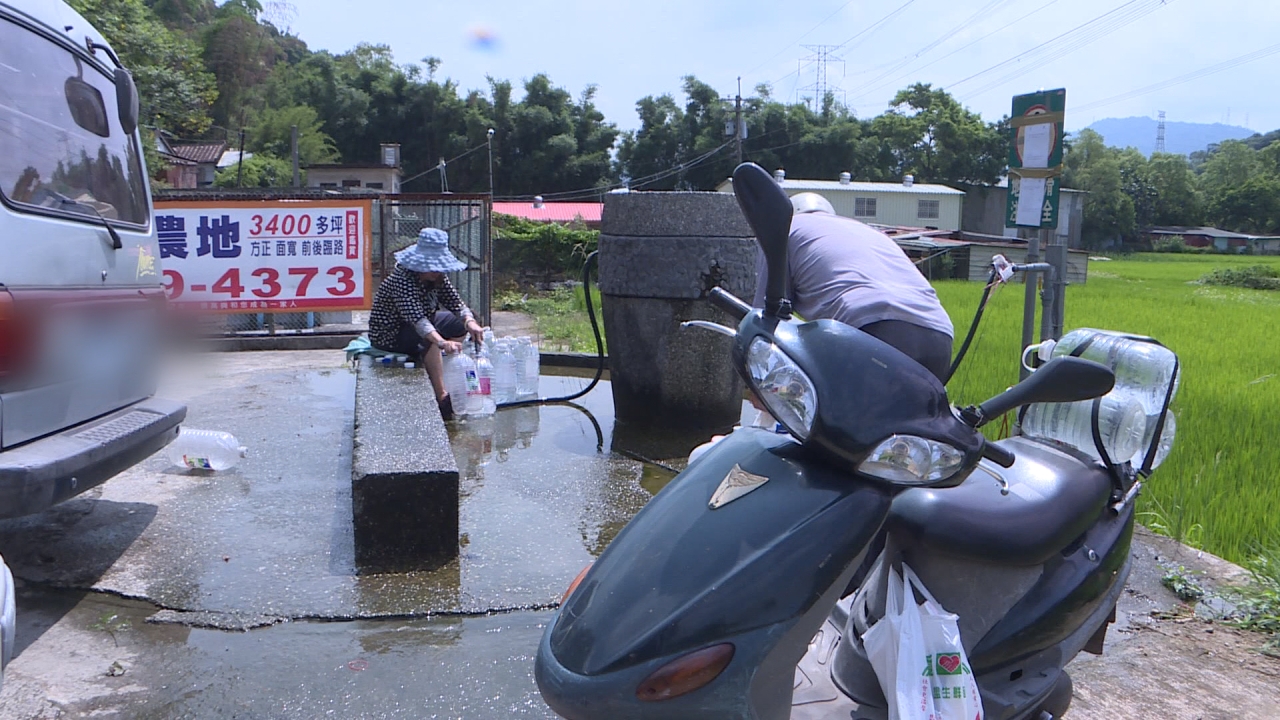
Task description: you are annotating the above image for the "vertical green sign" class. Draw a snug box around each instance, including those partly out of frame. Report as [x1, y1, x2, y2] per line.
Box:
[1006, 88, 1066, 229]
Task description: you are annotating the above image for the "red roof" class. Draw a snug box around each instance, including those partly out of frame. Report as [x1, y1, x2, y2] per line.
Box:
[493, 202, 602, 224]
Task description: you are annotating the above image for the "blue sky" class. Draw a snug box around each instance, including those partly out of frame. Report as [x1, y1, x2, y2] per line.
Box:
[281, 0, 1280, 135]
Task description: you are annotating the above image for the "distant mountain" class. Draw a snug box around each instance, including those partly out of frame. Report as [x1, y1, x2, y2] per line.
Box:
[1082, 117, 1255, 156]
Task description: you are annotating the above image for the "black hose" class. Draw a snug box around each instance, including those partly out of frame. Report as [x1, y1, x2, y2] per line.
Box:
[944, 266, 999, 385]
[496, 250, 604, 409]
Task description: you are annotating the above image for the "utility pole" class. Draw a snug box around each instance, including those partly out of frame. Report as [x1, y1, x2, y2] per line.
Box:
[721, 78, 749, 165]
[236, 129, 246, 188]
[290, 124, 300, 186]
[1154, 111, 1166, 154]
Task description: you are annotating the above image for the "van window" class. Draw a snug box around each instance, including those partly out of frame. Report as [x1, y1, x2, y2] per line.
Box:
[0, 18, 149, 226]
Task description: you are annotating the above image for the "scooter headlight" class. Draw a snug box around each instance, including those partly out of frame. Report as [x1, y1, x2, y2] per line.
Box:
[858, 434, 965, 486]
[746, 337, 817, 440]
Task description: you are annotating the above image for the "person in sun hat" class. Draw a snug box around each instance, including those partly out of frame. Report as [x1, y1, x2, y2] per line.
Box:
[369, 227, 485, 420]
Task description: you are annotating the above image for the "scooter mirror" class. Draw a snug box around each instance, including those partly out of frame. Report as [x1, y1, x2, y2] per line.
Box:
[975, 357, 1115, 426]
[731, 162, 793, 319]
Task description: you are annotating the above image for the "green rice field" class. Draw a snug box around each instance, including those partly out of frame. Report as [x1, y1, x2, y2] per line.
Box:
[936, 253, 1280, 565]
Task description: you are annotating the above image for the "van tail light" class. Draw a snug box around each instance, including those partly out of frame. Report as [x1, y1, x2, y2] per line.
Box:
[636, 643, 735, 702]
[0, 289, 30, 380]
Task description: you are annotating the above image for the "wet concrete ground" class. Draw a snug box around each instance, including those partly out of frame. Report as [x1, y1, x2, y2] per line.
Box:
[0, 350, 1275, 718]
[0, 350, 686, 718]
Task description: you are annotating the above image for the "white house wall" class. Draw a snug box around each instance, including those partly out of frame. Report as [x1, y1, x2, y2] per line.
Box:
[803, 190, 963, 231]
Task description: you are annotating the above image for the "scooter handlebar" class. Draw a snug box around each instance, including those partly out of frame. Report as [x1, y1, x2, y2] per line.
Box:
[982, 440, 1016, 468]
[709, 287, 751, 322]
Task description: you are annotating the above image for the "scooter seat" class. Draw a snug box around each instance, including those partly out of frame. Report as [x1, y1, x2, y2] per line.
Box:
[887, 436, 1113, 566]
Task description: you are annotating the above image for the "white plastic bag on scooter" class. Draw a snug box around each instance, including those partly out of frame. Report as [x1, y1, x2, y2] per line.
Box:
[861, 563, 983, 720]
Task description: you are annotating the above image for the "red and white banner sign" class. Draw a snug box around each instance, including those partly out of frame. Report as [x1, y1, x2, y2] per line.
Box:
[152, 199, 373, 312]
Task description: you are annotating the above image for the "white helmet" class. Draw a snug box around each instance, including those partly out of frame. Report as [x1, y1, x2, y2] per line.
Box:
[790, 192, 835, 215]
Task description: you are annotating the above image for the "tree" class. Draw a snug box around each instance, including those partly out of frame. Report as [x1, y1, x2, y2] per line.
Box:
[1199, 140, 1260, 196]
[1208, 176, 1280, 234]
[69, 0, 218, 136]
[869, 84, 1006, 185]
[247, 105, 339, 165]
[1146, 153, 1203, 227]
[214, 153, 294, 187]
[1063, 130, 1134, 247]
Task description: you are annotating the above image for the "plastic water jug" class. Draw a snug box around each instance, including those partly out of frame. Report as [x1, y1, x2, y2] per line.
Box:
[1025, 329, 1180, 414]
[468, 340, 497, 416]
[1021, 392, 1147, 464]
[492, 338, 519, 404]
[167, 428, 247, 471]
[1135, 411, 1176, 470]
[515, 337, 540, 396]
[442, 350, 473, 410]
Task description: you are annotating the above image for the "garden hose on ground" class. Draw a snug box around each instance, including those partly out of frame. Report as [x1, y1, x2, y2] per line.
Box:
[496, 251, 604, 409]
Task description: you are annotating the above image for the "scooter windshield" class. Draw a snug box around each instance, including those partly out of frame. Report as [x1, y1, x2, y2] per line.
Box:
[732, 315, 984, 482]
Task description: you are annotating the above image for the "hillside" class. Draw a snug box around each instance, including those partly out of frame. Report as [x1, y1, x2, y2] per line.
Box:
[1084, 117, 1254, 156]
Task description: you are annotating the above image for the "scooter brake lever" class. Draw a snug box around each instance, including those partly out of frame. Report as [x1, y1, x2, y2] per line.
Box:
[680, 321, 737, 337]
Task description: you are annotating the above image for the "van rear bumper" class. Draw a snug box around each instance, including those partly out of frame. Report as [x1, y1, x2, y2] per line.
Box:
[0, 398, 186, 519]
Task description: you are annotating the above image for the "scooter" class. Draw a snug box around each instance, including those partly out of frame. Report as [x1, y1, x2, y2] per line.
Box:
[535, 162, 1169, 720]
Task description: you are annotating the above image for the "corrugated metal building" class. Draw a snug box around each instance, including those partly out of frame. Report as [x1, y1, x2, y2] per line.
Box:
[716, 171, 966, 231]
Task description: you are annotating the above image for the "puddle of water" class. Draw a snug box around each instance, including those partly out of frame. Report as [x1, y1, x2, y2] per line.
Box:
[0, 364, 755, 624]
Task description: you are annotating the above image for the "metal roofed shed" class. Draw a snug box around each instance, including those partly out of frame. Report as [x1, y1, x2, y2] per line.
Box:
[492, 201, 603, 229]
[716, 171, 965, 231]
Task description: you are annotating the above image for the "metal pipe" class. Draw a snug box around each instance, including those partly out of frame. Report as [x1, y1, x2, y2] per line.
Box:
[1019, 231, 1040, 380]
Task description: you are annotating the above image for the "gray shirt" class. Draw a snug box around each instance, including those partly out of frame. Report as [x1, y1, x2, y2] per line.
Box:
[753, 213, 954, 338]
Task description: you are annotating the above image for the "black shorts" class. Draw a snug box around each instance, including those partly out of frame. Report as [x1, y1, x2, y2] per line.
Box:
[859, 320, 954, 382]
[376, 310, 468, 357]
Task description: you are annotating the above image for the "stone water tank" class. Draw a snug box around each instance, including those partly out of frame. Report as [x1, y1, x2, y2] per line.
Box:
[597, 192, 758, 433]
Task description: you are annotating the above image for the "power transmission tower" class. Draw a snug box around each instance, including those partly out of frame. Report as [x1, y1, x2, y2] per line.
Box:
[1154, 111, 1167, 154]
[797, 45, 845, 112]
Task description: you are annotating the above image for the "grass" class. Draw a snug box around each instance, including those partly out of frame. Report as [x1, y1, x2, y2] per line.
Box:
[1230, 548, 1280, 656]
[938, 253, 1280, 566]
[495, 284, 605, 354]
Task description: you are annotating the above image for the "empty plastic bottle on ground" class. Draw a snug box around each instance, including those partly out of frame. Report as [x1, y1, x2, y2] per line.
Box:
[516, 337, 539, 396]
[1021, 392, 1147, 464]
[492, 338, 518, 403]
[167, 428, 247, 471]
[467, 340, 497, 416]
[1029, 329, 1180, 414]
[442, 350, 473, 412]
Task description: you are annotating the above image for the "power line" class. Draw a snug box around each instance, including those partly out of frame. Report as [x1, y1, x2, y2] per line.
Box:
[845, 0, 1039, 103]
[742, 0, 858, 78]
[768, 0, 916, 92]
[953, 0, 1172, 101]
[848, 0, 1059, 103]
[496, 140, 736, 202]
[1072, 41, 1280, 114]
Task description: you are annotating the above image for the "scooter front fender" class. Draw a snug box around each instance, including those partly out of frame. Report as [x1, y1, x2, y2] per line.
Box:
[538, 428, 893, 719]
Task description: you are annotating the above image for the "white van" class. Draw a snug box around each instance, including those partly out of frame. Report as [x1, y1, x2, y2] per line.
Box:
[0, 0, 187, 678]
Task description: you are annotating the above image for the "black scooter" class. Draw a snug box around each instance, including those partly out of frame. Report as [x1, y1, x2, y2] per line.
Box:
[536, 163, 1161, 720]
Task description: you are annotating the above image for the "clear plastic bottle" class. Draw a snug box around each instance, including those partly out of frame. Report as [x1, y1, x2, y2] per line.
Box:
[492, 338, 518, 404]
[516, 336, 540, 396]
[1041, 329, 1180, 415]
[167, 428, 247, 471]
[1021, 392, 1147, 464]
[1134, 411, 1177, 470]
[468, 339, 497, 416]
[442, 350, 473, 411]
